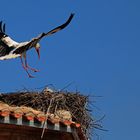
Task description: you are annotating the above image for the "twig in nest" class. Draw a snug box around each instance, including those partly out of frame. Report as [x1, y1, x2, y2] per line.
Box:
[41, 95, 54, 139]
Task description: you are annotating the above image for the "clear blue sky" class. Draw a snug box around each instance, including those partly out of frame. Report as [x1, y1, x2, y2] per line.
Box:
[0, 0, 140, 140]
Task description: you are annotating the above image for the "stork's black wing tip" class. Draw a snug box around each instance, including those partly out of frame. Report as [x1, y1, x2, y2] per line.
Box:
[0, 21, 2, 32]
[0, 21, 3, 26]
[3, 23, 5, 33]
[71, 13, 75, 15]
[65, 13, 75, 25]
[0, 21, 6, 33]
[56, 13, 75, 30]
[70, 13, 75, 19]
[43, 13, 75, 36]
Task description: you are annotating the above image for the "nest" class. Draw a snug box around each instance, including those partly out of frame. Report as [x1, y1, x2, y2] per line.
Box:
[0, 88, 103, 139]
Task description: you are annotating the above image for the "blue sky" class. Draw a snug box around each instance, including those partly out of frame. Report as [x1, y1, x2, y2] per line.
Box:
[0, 0, 140, 139]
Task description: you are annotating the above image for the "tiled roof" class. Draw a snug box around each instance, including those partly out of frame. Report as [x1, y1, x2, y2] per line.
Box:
[0, 101, 87, 140]
[0, 102, 81, 128]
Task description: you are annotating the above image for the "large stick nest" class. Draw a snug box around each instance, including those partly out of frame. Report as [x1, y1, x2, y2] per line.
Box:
[0, 88, 103, 139]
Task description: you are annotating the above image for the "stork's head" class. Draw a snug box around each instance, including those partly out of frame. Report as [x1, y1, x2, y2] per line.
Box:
[35, 43, 40, 59]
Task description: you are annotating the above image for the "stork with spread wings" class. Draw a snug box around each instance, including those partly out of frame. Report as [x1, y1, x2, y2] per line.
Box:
[0, 14, 74, 78]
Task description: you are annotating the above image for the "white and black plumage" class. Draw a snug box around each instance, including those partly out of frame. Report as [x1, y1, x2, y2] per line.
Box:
[0, 14, 74, 77]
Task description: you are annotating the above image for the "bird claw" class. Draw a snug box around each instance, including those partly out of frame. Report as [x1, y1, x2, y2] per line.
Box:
[25, 65, 39, 73]
[32, 69, 40, 72]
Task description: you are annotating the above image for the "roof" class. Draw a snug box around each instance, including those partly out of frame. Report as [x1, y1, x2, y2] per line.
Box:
[0, 89, 100, 139]
[0, 101, 86, 140]
[0, 102, 79, 126]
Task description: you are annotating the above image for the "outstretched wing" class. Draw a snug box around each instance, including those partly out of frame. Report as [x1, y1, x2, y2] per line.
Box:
[13, 13, 74, 55]
[41, 13, 74, 37]
[26, 13, 74, 47]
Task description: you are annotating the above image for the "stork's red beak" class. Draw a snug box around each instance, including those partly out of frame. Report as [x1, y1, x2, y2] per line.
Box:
[35, 48, 40, 59]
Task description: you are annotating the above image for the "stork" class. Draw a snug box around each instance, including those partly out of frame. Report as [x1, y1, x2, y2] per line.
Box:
[0, 13, 74, 78]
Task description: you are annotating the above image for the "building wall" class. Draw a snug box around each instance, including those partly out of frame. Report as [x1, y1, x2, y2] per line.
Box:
[0, 124, 74, 140]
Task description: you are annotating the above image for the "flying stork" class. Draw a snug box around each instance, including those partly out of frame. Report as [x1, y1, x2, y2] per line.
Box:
[0, 13, 74, 78]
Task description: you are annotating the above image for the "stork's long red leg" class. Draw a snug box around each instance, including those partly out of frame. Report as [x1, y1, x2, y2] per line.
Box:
[20, 56, 34, 78]
[24, 55, 39, 72]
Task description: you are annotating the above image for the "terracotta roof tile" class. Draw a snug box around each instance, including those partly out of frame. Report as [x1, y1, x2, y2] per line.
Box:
[13, 112, 23, 118]
[25, 112, 35, 121]
[0, 102, 87, 140]
[36, 113, 46, 122]
[0, 102, 80, 128]
[1, 109, 10, 117]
